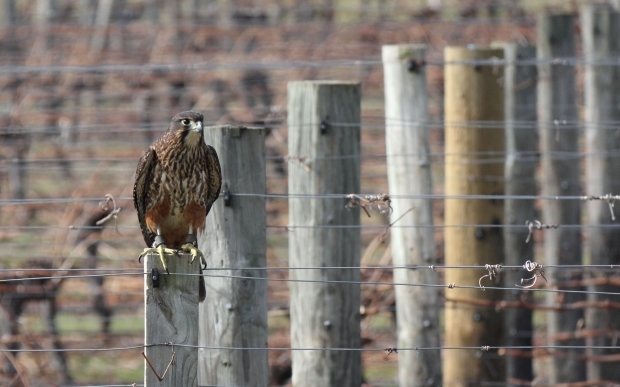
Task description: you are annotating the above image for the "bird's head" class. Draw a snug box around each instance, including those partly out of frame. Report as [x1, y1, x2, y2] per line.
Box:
[168, 111, 204, 147]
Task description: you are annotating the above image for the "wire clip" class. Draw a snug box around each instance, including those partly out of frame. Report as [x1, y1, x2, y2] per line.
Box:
[525, 220, 558, 243]
[516, 260, 547, 289]
[223, 187, 232, 207]
[478, 264, 501, 290]
[151, 268, 160, 288]
[581, 194, 618, 221]
[142, 342, 175, 381]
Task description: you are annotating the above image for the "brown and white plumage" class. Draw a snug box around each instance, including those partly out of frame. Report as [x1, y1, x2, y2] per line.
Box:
[133, 111, 221, 301]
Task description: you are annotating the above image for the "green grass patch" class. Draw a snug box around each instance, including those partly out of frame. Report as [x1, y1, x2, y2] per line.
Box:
[364, 313, 394, 333]
[109, 312, 144, 334]
[268, 313, 290, 334]
[364, 360, 398, 384]
[25, 311, 143, 335]
[69, 351, 143, 384]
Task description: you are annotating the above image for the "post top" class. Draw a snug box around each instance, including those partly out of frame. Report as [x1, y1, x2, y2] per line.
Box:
[444, 46, 504, 61]
[382, 44, 427, 62]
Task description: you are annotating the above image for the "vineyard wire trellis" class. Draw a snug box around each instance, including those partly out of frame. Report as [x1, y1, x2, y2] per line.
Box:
[3, 2, 620, 386]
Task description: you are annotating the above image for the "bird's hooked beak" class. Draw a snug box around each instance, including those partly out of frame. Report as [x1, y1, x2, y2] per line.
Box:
[192, 121, 203, 133]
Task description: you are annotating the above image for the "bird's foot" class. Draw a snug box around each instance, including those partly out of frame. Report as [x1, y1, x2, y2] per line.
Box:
[181, 234, 206, 270]
[138, 236, 178, 274]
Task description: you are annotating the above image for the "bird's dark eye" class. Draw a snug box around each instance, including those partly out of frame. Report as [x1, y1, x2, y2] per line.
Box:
[181, 119, 191, 126]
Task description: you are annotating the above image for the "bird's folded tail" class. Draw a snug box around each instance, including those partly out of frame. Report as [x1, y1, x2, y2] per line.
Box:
[199, 268, 206, 302]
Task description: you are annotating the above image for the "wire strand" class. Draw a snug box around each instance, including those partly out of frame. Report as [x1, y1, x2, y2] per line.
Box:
[3, 57, 620, 75]
[2, 270, 619, 297]
[2, 342, 618, 353]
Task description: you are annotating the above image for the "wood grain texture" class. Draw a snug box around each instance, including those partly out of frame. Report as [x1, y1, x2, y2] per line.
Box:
[496, 42, 537, 383]
[537, 14, 585, 383]
[582, 5, 620, 381]
[144, 252, 199, 387]
[198, 126, 268, 387]
[288, 81, 362, 387]
[443, 46, 505, 387]
[382, 44, 441, 387]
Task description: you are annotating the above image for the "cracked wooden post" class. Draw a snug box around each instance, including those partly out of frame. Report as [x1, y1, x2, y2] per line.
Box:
[443, 46, 505, 387]
[198, 125, 268, 386]
[582, 4, 620, 381]
[382, 44, 441, 387]
[288, 81, 362, 387]
[492, 41, 537, 384]
[144, 252, 199, 387]
[537, 13, 585, 383]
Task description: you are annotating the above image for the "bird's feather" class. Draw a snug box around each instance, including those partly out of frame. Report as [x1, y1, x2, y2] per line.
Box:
[204, 145, 222, 212]
[133, 147, 158, 247]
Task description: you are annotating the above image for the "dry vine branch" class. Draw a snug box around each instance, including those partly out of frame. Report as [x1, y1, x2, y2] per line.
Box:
[96, 194, 122, 232]
[345, 193, 392, 217]
[525, 220, 558, 243]
[478, 264, 502, 290]
[515, 260, 547, 289]
[581, 193, 619, 221]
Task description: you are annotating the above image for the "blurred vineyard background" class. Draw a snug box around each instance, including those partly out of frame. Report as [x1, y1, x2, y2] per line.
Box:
[0, 0, 618, 386]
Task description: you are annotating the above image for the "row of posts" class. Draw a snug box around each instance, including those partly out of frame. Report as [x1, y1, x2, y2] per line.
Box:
[144, 6, 620, 387]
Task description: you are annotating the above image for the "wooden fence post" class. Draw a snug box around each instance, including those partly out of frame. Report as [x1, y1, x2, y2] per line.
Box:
[495, 42, 537, 384]
[2, 0, 16, 25]
[144, 253, 200, 387]
[443, 46, 506, 387]
[537, 13, 585, 383]
[198, 125, 268, 387]
[89, 0, 113, 53]
[382, 44, 441, 387]
[581, 4, 620, 381]
[288, 81, 362, 387]
[144, 0, 158, 23]
[34, 0, 53, 49]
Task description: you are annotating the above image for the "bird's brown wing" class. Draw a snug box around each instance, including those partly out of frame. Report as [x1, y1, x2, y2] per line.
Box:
[200, 145, 221, 303]
[133, 147, 158, 247]
[204, 144, 222, 213]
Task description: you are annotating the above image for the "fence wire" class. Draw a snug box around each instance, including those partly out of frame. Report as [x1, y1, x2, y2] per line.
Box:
[2, 267, 620, 297]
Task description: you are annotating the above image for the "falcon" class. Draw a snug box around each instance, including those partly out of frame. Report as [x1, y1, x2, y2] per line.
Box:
[133, 111, 221, 301]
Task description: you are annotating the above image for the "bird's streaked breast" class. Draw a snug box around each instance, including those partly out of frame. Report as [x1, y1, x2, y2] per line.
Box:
[148, 136, 211, 217]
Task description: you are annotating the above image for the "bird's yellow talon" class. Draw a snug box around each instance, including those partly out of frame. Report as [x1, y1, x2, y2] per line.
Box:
[157, 244, 169, 274]
[181, 243, 206, 269]
[138, 245, 177, 274]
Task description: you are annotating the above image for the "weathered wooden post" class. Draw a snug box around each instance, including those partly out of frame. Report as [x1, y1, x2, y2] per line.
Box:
[382, 44, 441, 387]
[288, 81, 362, 387]
[89, 0, 113, 53]
[144, 0, 159, 23]
[144, 253, 200, 387]
[495, 42, 537, 384]
[443, 46, 505, 387]
[34, 0, 53, 49]
[181, 0, 198, 22]
[198, 126, 268, 387]
[581, 4, 620, 381]
[537, 13, 585, 383]
[2, 0, 16, 25]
